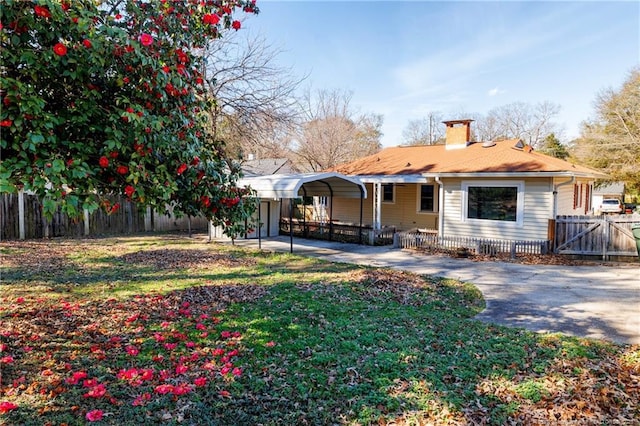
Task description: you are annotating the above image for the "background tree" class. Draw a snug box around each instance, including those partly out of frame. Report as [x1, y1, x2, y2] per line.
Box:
[294, 89, 382, 171]
[0, 0, 258, 237]
[401, 112, 444, 145]
[202, 32, 303, 164]
[538, 133, 569, 159]
[570, 68, 640, 193]
[473, 101, 561, 147]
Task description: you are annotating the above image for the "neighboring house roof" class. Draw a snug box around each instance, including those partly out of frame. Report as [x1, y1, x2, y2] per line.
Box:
[592, 182, 625, 195]
[242, 158, 295, 177]
[330, 139, 607, 180]
[238, 172, 367, 199]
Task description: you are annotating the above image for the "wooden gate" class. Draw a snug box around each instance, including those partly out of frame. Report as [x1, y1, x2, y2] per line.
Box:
[555, 215, 640, 259]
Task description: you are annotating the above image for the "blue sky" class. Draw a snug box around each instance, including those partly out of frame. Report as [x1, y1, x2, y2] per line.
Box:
[241, 1, 639, 146]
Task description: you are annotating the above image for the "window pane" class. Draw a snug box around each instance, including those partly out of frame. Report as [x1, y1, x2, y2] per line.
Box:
[382, 184, 394, 202]
[420, 185, 434, 211]
[467, 186, 517, 221]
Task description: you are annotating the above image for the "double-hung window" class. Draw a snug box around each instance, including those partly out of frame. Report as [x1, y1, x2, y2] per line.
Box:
[418, 184, 435, 212]
[382, 183, 394, 203]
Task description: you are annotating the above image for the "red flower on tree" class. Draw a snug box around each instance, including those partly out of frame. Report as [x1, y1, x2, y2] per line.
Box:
[83, 39, 92, 48]
[203, 13, 220, 25]
[34, 5, 51, 18]
[0, 120, 12, 127]
[232, 20, 242, 30]
[124, 185, 135, 198]
[116, 165, 128, 175]
[176, 163, 188, 175]
[53, 43, 67, 56]
[99, 156, 109, 168]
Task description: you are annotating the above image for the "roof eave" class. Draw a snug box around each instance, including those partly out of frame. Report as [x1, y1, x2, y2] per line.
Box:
[422, 171, 608, 179]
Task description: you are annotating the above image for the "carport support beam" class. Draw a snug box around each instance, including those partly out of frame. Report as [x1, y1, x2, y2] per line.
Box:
[289, 198, 293, 253]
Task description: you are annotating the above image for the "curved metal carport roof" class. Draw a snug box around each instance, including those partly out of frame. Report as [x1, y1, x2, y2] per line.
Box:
[238, 172, 367, 200]
[238, 172, 367, 252]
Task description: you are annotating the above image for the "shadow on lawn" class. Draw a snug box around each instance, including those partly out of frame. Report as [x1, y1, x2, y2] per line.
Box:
[0, 247, 360, 296]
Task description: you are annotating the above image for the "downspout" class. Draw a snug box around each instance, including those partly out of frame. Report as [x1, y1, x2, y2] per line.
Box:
[435, 177, 444, 238]
[551, 176, 575, 254]
[553, 176, 575, 218]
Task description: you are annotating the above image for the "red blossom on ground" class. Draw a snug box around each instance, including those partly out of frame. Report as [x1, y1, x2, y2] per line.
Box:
[0, 356, 14, 364]
[53, 43, 67, 56]
[194, 377, 207, 387]
[125, 346, 140, 356]
[154, 384, 174, 394]
[86, 409, 103, 422]
[66, 371, 88, 385]
[83, 383, 107, 398]
[0, 401, 18, 413]
[132, 393, 151, 406]
[139, 33, 153, 46]
[172, 383, 192, 395]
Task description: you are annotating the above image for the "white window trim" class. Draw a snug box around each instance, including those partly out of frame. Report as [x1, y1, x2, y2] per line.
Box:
[382, 183, 395, 204]
[461, 180, 525, 227]
[416, 184, 437, 214]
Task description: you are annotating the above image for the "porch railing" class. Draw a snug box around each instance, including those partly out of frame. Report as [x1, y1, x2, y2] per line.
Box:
[279, 219, 395, 245]
[394, 229, 550, 258]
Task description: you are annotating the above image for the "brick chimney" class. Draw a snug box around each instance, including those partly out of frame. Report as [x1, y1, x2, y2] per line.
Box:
[443, 119, 473, 150]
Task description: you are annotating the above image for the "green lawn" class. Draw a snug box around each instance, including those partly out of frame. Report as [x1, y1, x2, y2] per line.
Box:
[1, 234, 638, 425]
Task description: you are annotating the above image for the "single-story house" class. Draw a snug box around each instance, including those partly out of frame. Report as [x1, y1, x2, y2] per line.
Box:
[327, 119, 607, 242]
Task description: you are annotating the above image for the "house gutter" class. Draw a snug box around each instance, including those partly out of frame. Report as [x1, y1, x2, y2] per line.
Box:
[553, 176, 575, 218]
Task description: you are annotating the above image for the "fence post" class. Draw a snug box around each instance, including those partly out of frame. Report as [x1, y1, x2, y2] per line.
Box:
[602, 216, 609, 261]
[83, 209, 90, 236]
[18, 189, 25, 240]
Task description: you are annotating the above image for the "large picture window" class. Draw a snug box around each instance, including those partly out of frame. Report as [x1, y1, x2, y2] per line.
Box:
[462, 181, 524, 225]
[419, 184, 435, 212]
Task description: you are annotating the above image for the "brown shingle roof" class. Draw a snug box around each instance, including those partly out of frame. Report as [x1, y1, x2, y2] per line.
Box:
[330, 140, 604, 177]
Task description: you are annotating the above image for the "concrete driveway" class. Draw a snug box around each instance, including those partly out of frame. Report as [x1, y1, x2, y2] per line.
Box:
[228, 236, 640, 345]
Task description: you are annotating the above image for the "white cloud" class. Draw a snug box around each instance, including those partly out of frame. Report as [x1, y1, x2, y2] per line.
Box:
[488, 87, 505, 97]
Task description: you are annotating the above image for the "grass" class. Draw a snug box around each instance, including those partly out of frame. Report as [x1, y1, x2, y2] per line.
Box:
[0, 234, 638, 425]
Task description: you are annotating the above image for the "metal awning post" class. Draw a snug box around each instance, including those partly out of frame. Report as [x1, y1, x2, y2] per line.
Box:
[359, 186, 364, 244]
[289, 198, 293, 253]
[257, 198, 262, 250]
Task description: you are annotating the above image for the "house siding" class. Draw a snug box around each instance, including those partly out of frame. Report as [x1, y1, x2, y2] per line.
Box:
[442, 177, 553, 240]
[556, 178, 593, 215]
[330, 183, 438, 230]
[380, 184, 438, 230]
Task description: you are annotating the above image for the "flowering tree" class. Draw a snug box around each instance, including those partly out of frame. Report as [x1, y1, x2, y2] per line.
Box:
[0, 0, 258, 237]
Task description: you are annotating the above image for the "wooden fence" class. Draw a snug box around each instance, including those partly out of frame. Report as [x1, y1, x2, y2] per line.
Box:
[394, 229, 550, 258]
[555, 214, 640, 259]
[0, 192, 209, 240]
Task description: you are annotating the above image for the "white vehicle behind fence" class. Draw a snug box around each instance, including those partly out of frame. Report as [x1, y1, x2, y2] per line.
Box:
[598, 198, 623, 214]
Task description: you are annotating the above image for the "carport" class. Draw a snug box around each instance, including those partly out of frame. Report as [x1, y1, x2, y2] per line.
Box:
[238, 172, 367, 253]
